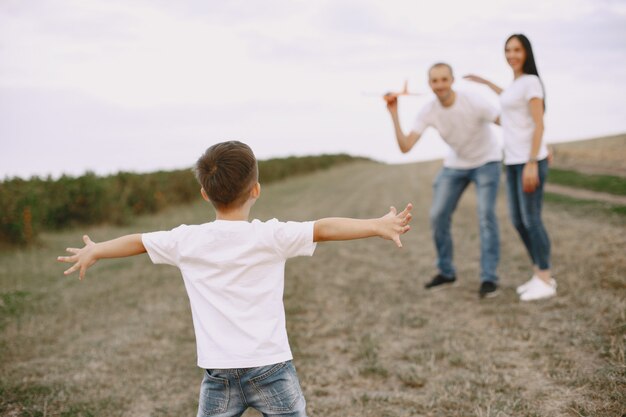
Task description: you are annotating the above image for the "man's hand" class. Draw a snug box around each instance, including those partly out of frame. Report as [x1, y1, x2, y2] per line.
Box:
[57, 235, 99, 280]
[384, 93, 398, 113]
[378, 203, 413, 247]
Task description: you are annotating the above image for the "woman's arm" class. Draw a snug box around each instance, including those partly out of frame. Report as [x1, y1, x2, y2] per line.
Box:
[463, 74, 503, 95]
[527, 98, 545, 161]
[522, 97, 545, 192]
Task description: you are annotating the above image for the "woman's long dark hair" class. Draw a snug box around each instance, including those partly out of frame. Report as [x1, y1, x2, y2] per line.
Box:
[506, 33, 546, 111]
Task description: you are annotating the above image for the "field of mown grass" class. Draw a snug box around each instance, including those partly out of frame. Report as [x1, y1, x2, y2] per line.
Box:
[544, 133, 626, 214]
[550, 133, 626, 177]
[1, 149, 625, 416]
[547, 168, 626, 196]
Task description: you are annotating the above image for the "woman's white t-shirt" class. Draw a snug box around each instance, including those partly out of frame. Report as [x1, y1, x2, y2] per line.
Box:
[500, 74, 548, 165]
[142, 219, 317, 369]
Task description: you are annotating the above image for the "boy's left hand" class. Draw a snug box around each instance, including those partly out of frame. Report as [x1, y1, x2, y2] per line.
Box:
[380, 203, 413, 247]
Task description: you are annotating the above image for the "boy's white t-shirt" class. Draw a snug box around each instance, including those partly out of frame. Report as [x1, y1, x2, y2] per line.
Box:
[499, 74, 548, 165]
[142, 219, 317, 369]
[412, 90, 501, 169]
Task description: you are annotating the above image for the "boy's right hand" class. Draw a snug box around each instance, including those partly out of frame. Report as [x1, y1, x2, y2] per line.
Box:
[57, 235, 99, 280]
[379, 203, 413, 248]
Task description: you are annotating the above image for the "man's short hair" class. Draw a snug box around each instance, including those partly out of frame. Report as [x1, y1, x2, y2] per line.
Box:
[428, 62, 454, 78]
[195, 141, 258, 210]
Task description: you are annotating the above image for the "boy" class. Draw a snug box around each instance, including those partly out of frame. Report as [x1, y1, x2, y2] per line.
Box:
[57, 140, 412, 417]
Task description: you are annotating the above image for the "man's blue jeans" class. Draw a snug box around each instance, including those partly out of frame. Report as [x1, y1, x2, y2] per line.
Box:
[197, 360, 307, 417]
[505, 159, 551, 270]
[429, 161, 501, 283]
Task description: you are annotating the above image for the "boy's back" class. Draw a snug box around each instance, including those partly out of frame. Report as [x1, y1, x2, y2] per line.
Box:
[142, 219, 316, 369]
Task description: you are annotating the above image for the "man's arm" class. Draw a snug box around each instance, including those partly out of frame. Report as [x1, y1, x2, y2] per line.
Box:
[57, 234, 146, 280]
[384, 95, 421, 153]
[314, 203, 413, 247]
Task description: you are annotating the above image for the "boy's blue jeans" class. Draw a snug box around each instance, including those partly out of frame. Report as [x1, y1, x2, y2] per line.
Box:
[505, 159, 551, 270]
[197, 360, 307, 417]
[429, 161, 501, 282]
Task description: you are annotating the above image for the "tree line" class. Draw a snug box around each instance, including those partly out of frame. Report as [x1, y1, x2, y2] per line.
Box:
[0, 154, 365, 245]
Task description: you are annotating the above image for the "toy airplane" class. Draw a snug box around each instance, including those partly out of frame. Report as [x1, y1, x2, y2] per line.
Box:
[362, 80, 425, 98]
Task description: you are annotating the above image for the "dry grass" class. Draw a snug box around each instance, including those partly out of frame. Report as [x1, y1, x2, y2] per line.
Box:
[551, 133, 626, 176]
[1, 160, 625, 416]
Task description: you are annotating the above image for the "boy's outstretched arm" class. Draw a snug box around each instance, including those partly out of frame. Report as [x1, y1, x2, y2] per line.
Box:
[57, 234, 146, 280]
[314, 203, 413, 247]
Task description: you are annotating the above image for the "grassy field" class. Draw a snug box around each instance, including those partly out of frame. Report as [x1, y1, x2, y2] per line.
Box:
[550, 133, 626, 177]
[1, 159, 625, 416]
[547, 168, 626, 196]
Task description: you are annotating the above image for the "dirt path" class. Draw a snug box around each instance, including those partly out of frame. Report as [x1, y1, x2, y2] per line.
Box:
[1, 160, 624, 416]
[545, 183, 626, 205]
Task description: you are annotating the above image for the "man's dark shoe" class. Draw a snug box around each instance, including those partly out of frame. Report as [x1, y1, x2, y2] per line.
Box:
[424, 274, 457, 289]
[479, 281, 498, 298]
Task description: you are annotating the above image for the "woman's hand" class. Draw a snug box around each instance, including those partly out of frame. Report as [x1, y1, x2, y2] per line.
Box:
[463, 74, 489, 85]
[463, 74, 503, 95]
[522, 162, 540, 193]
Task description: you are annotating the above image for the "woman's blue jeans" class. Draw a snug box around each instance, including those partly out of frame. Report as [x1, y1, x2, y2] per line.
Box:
[197, 360, 307, 417]
[505, 159, 551, 270]
[429, 161, 501, 283]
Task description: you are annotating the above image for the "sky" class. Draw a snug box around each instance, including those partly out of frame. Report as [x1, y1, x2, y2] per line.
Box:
[1, 0, 625, 179]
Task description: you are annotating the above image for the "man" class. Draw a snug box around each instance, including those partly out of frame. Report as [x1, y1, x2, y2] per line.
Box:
[385, 63, 501, 298]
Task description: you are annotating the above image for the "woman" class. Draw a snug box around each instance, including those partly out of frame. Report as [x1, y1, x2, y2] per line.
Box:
[465, 34, 556, 301]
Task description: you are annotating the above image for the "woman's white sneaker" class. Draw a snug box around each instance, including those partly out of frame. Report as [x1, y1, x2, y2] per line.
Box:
[516, 275, 557, 295]
[520, 278, 557, 301]
[516, 276, 538, 295]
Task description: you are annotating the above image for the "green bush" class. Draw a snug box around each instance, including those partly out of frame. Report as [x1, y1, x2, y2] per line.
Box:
[0, 180, 34, 245]
[0, 154, 366, 245]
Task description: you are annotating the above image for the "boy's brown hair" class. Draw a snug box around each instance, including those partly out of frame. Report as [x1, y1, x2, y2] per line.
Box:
[194, 141, 258, 210]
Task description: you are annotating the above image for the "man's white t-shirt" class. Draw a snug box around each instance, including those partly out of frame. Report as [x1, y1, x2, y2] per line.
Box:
[412, 90, 501, 169]
[142, 219, 317, 369]
[500, 74, 548, 165]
